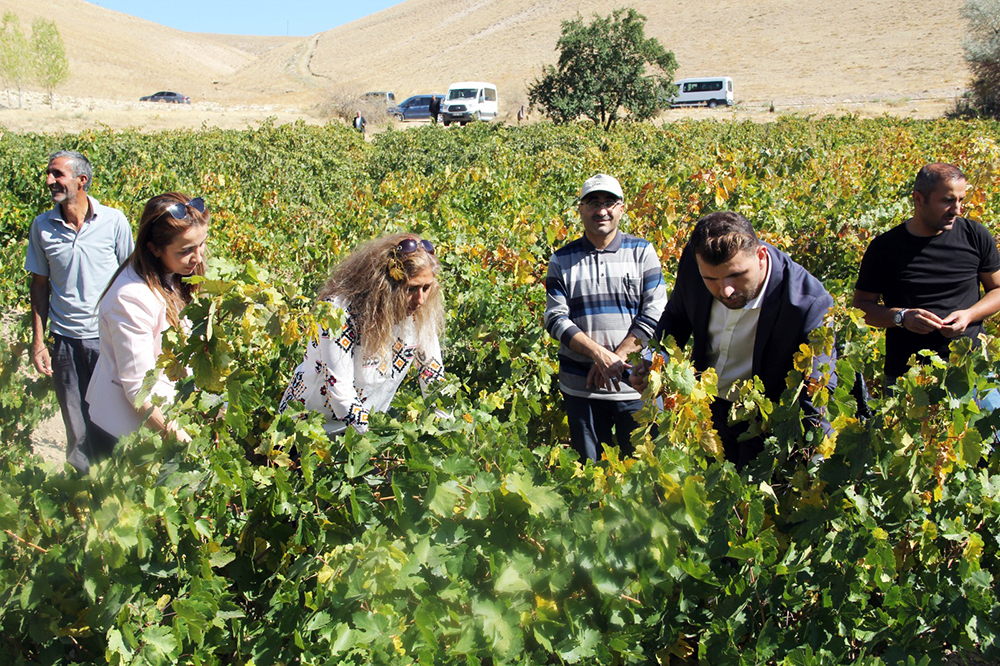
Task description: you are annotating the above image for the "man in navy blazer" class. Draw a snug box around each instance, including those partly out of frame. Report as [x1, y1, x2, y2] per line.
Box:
[634, 211, 835, 467]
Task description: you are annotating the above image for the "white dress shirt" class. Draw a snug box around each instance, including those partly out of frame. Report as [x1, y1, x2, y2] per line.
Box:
[706, 251, 772, 399]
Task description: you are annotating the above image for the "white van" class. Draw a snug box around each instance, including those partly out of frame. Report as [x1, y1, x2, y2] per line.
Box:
[441, 81, 498, 126]
[671, 77, 733, 108]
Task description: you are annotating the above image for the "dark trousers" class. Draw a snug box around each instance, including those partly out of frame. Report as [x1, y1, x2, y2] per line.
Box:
[88, 422, 119, 464]
[51, 335, 100, 474]
[711, 399, 765, 470]
[563, 393, 643, 462]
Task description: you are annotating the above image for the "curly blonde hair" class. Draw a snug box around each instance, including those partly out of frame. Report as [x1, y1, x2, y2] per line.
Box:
[318, 233, 444, 360]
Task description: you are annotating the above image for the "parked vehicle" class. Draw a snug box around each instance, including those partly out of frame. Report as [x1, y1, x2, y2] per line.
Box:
[388, 94, 445, 121]
[440, 82, 498, 126]
[670, 77, 733, 108]
[139, 91, 191, 104]
[362, 91, 396, 105]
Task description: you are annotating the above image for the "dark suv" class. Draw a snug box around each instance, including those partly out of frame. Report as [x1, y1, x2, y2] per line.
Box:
[388, 94, 445, 121]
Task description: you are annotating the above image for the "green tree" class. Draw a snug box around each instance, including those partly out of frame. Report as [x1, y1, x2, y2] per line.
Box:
[30, 18, 69, 107]
[959, 0, 1000, 116]
[527, 8, 677, 130]
[0, 12, 30, 108]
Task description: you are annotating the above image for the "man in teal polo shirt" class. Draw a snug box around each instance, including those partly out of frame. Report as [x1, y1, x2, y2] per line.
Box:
[25, 151, 133, 473]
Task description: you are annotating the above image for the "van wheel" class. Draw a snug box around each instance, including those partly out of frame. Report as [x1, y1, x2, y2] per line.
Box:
[443, 120, 451, 126]
[707, 99, 719, 109]
[460, 121, 468, 126]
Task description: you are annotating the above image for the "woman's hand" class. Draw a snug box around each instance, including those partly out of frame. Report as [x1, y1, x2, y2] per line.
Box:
[168, 424, 192, 443]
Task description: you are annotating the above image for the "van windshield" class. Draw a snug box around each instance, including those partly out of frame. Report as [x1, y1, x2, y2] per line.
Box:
[449, 88, 477, 100]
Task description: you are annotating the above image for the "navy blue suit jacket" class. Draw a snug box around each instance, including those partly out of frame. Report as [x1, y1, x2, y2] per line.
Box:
[655, 242, 836, 404]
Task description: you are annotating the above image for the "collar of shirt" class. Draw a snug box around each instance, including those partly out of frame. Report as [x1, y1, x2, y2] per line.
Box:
[743, 247, 772, 311]
[51, 195, 98, 228]
[580, 230, 624, 254]
[706, 248, 772, 398]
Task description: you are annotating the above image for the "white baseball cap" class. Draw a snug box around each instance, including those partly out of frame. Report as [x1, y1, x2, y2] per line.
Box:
[580, 173, 624, 200]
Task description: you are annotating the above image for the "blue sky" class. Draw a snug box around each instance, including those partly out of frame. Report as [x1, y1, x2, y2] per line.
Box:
[87, 1, 403, 36]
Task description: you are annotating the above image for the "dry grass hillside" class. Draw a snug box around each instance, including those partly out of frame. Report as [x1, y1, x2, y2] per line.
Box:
[303, 0, 969, 110]
[0, 0, 298, 102]
[0, 0, 973, 132]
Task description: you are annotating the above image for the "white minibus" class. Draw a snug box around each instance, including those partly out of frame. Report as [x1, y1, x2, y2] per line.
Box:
[671, 77, 733, 108]
[441, 81, 498, 125]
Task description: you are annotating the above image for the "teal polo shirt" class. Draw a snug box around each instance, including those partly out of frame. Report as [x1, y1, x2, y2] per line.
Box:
[24, 196, 134, 339]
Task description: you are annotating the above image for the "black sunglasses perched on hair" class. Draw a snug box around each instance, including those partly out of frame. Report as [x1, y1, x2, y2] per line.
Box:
[164, 197, 207, 221]
[395, 238, 434, 255]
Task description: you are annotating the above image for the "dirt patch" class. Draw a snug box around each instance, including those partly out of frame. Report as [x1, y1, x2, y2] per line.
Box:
[31, 413, 65, 467]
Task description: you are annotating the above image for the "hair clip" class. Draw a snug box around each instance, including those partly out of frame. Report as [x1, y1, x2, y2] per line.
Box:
[387, 254, 406, 282]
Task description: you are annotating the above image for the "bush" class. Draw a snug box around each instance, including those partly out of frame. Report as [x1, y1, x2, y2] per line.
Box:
[958, 0, 1000, 118]
[320, 88, 392, 129]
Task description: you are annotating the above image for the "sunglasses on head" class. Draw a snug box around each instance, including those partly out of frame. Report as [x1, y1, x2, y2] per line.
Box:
[395, 238, 434, 255]
[164, 197, 207, 221]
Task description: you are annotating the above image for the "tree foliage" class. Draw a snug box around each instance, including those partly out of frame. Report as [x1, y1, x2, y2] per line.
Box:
[960, 0, 1000, 116]
[29, 18, 69, 107]
[0, 12, 30, 108]
[528, 8, 677, 130]
[0, 13, 70, 108]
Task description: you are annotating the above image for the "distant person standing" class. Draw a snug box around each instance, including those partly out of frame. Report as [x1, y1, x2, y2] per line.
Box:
[354, 111, 367, 134]
[517, 105, 527, 123]
[429, 95, 441, 125]
[24, 151, 134, 473]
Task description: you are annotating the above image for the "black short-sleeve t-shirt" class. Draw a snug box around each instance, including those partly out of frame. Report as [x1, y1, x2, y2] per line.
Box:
[856, 217, 1000, 378]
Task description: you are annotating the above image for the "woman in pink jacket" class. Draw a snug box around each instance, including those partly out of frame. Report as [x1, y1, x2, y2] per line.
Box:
[85, 193, 208, 466]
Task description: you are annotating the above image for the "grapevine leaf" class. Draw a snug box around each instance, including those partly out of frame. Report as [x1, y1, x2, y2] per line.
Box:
[142, 625, 178, 657]
[504, 471, 564, 517]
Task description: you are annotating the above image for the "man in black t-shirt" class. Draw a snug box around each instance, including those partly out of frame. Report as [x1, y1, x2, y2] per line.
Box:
[853, 163, 1000, 381]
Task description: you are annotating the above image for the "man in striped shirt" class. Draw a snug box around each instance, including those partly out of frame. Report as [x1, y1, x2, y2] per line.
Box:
[544, 174, 667, 461]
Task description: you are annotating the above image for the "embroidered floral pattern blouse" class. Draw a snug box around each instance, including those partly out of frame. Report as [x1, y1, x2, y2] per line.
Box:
[279, 298, 445, 435]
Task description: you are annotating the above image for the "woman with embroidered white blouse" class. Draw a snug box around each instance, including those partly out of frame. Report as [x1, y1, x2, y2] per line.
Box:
[279, 233, 445, 436]
[86, 193, 209, 462]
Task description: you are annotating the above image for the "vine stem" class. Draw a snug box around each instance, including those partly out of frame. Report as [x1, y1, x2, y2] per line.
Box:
[4, 529, 47, 553]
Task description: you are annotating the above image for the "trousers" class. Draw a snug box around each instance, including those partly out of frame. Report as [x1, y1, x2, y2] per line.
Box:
[51, 335, 100, 474]
[563, 393, 642, 462]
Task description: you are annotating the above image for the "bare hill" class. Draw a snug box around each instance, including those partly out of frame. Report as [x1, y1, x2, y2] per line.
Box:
[0, 0, 297, 102]
[298, 0, 968, 108]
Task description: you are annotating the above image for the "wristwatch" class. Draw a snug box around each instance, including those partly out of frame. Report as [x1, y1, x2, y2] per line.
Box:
[893, 309, 909, 327]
